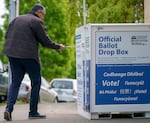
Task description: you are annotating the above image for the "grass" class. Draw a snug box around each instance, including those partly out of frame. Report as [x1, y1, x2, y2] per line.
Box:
[0, 101, 5, 106]
[0, 100, 27, 106]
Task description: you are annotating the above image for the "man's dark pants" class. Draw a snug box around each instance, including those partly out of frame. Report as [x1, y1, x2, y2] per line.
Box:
[6, 57, 41, 115]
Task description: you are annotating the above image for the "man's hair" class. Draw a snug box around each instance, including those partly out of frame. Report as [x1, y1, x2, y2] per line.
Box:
[31, 4, 45, 13]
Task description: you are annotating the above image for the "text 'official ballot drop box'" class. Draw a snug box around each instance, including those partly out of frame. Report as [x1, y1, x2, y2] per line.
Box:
[75, 24, 150, 119]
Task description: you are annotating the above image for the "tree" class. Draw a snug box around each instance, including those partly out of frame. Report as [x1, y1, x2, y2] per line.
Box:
[18, 0, 77, 80]
[86, 0, 144, 23]
[0, 0, 9, 63]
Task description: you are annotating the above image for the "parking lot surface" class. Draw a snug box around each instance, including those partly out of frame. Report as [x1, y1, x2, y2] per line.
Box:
[0, 102, 150, 123]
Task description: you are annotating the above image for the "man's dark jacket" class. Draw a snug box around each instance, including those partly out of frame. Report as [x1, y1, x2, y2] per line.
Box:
[3, 12, 60, 63]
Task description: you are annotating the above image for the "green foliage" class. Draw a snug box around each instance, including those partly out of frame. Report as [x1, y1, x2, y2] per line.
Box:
[87, 0, 144, 23]
[40, 0, 76, 80]
[0, 0, 9, 63]
[0, 29, 3, 41]
[19, 0, 76, 80]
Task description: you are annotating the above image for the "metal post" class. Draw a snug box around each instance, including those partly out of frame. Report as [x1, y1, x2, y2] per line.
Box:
[83, 0, 86, 25]
[8, 0, 19, 87]
[83, 0, 88, 111]
[9, 0, 19, 22]
[16, 0, 20, 17]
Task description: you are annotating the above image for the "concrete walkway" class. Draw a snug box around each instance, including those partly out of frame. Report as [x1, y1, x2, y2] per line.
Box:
[0, 102, 150, 123]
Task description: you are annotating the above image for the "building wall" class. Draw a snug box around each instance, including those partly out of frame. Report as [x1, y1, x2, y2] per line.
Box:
[144, 0, 150, 23]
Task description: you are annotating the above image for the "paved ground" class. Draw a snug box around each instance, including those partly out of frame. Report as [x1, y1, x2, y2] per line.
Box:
[0, 102, 150, 123]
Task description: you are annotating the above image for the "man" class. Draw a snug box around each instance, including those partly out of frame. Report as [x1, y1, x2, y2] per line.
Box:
[3, 4, 65, 121]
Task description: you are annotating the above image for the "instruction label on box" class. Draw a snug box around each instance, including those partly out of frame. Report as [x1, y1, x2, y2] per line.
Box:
[95, 31, 150, 105]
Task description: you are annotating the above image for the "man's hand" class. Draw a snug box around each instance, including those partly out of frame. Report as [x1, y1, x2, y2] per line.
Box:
[58, 44, 65, 51]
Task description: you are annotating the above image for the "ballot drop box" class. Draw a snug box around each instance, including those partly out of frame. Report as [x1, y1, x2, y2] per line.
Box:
[75, 24, 150, 119]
